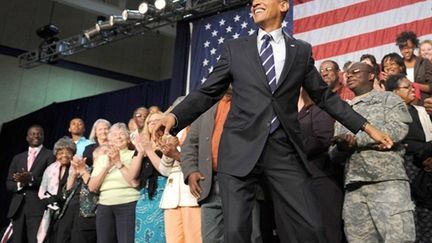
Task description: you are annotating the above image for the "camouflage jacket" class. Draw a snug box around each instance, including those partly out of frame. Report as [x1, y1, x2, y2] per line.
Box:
[332, 90, 412, 186]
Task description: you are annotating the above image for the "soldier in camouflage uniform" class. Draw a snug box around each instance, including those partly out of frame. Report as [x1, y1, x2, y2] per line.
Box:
[330, 62, 416, 242]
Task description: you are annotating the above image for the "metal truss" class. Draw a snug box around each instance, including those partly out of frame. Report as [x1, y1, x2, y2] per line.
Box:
[18, 0, 249, 68]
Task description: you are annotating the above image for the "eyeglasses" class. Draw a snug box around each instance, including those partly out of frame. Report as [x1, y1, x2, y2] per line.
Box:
[319, 67, 334, 73]
[135, 113, 145, 118]
[398, 85, 413, 90]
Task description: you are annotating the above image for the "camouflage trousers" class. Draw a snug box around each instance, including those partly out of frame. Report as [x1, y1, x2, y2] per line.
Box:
[343, 180, 416, 243]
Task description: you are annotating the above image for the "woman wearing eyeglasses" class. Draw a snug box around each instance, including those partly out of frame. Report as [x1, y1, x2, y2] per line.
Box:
[385, 74, 432, 242]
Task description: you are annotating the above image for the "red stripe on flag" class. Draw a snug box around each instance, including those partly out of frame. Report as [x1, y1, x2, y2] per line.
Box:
[312, 17, 432, 60]
[294, 0, 425, 34]
[293, 0, 313, 5]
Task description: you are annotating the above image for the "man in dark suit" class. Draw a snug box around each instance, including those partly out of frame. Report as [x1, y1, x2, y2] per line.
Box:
[154, 0, 393, 242]
[6, 125, 55, 243]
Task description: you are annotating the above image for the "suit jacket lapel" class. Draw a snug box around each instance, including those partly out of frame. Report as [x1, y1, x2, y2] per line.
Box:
[243, 35, 272, 92]
[276, 34, 298, 91]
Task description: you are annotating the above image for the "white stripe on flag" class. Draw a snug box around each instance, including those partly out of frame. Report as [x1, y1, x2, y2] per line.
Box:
[294, 1, 431, 47]
[294, 0, 367, 19]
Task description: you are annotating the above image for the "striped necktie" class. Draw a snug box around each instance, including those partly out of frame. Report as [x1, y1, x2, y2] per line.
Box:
[260, 34, 280, 133]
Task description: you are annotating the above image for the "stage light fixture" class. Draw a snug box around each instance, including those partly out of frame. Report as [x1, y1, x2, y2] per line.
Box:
[95, 20, 111, 32]
[122, 10, 145, 21]
[138, 2, 149, 14]
[109, 15, 130, 26]
[154, 0, 166, 10]
[83, 27, 99, 39]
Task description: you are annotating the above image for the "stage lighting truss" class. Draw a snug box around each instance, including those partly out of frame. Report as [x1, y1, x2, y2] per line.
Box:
[18, 0, 249, 68]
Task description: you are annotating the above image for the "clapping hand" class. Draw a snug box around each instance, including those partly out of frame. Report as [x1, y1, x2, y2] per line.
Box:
[71, 156, 87, 176]
[13, 170, 33, 185]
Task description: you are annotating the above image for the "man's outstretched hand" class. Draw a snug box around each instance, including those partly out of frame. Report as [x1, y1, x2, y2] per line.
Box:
[152, 113, 177, 142]
[363, 123, 393, 150]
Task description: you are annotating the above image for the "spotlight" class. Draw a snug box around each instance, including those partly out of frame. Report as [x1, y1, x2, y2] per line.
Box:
[83, 27, 99, 39]
[122, 10, 144, 21]
[109, 15, 129, 26]
[154, 0, 166, 10]
[138, 2, 149, 14]
[95, 20, 111, 32]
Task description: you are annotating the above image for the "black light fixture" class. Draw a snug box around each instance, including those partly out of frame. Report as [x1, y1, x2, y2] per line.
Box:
[36, 24, 60, 39]
[36, 24, 60, 64]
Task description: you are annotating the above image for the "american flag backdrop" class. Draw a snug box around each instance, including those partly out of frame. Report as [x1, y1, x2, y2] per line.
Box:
[187, 2, 294, 92]
[187, 0, 432, 92]
[293, 0, 432, 68]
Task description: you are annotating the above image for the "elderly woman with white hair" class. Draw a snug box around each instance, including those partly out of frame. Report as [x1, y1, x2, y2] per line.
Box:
[88, 123, 140, 243]
[82, 119, 111, 166]
[37, 137, 79, 242]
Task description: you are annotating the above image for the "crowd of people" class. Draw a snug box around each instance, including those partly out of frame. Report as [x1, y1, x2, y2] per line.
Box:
[3, 0, 432, 242]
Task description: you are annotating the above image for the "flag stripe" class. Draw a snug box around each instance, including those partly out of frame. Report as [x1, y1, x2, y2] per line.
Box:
[294, 1, 431, 47]
[294, 0, 367, 19]
[294, 0, 425, 34]
[312, 17, 432, 61]
[317, 33, 432, 67]
[293, 0, 313, 5]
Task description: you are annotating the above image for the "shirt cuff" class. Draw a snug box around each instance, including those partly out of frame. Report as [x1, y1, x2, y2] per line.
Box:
[170, 113, 179, 129]
[17, 182, 23, 191]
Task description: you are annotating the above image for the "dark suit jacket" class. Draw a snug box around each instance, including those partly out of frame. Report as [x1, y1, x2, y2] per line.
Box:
[6, 147, 55, 218]
[181, 104, 217, 203]
[173, 33, 366, 177]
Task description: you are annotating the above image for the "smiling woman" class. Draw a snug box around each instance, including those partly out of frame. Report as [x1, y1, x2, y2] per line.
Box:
[37, 137, 77, 243]
[88, 123, 140, 243]
[385, 73, 432, 242]
[396, 31, 432, 102]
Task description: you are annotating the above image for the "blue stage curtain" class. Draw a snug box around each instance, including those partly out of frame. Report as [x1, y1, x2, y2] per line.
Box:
[169, 20, 190, 103]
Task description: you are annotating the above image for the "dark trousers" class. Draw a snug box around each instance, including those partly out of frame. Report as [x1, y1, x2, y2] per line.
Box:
[51, 201, 96, 243]
[218, 127, 327, 243]
[11, 204, 41, 243]
[201, 177, 264, 243]
[96, 201, 136, 243]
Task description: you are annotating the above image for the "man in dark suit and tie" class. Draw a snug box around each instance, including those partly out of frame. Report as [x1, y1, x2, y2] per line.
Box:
[154, 0, 394, 242]
[6, 125, 55, 243]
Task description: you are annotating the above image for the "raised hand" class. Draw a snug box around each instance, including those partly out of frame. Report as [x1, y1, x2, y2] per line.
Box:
[71, 156, 87, 175]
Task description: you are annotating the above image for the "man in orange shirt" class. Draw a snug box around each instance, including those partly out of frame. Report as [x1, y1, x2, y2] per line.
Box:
[182, 88, 267, 243]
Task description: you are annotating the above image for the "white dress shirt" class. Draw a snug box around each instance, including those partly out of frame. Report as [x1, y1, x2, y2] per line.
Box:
[257, 28, 286, 84]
